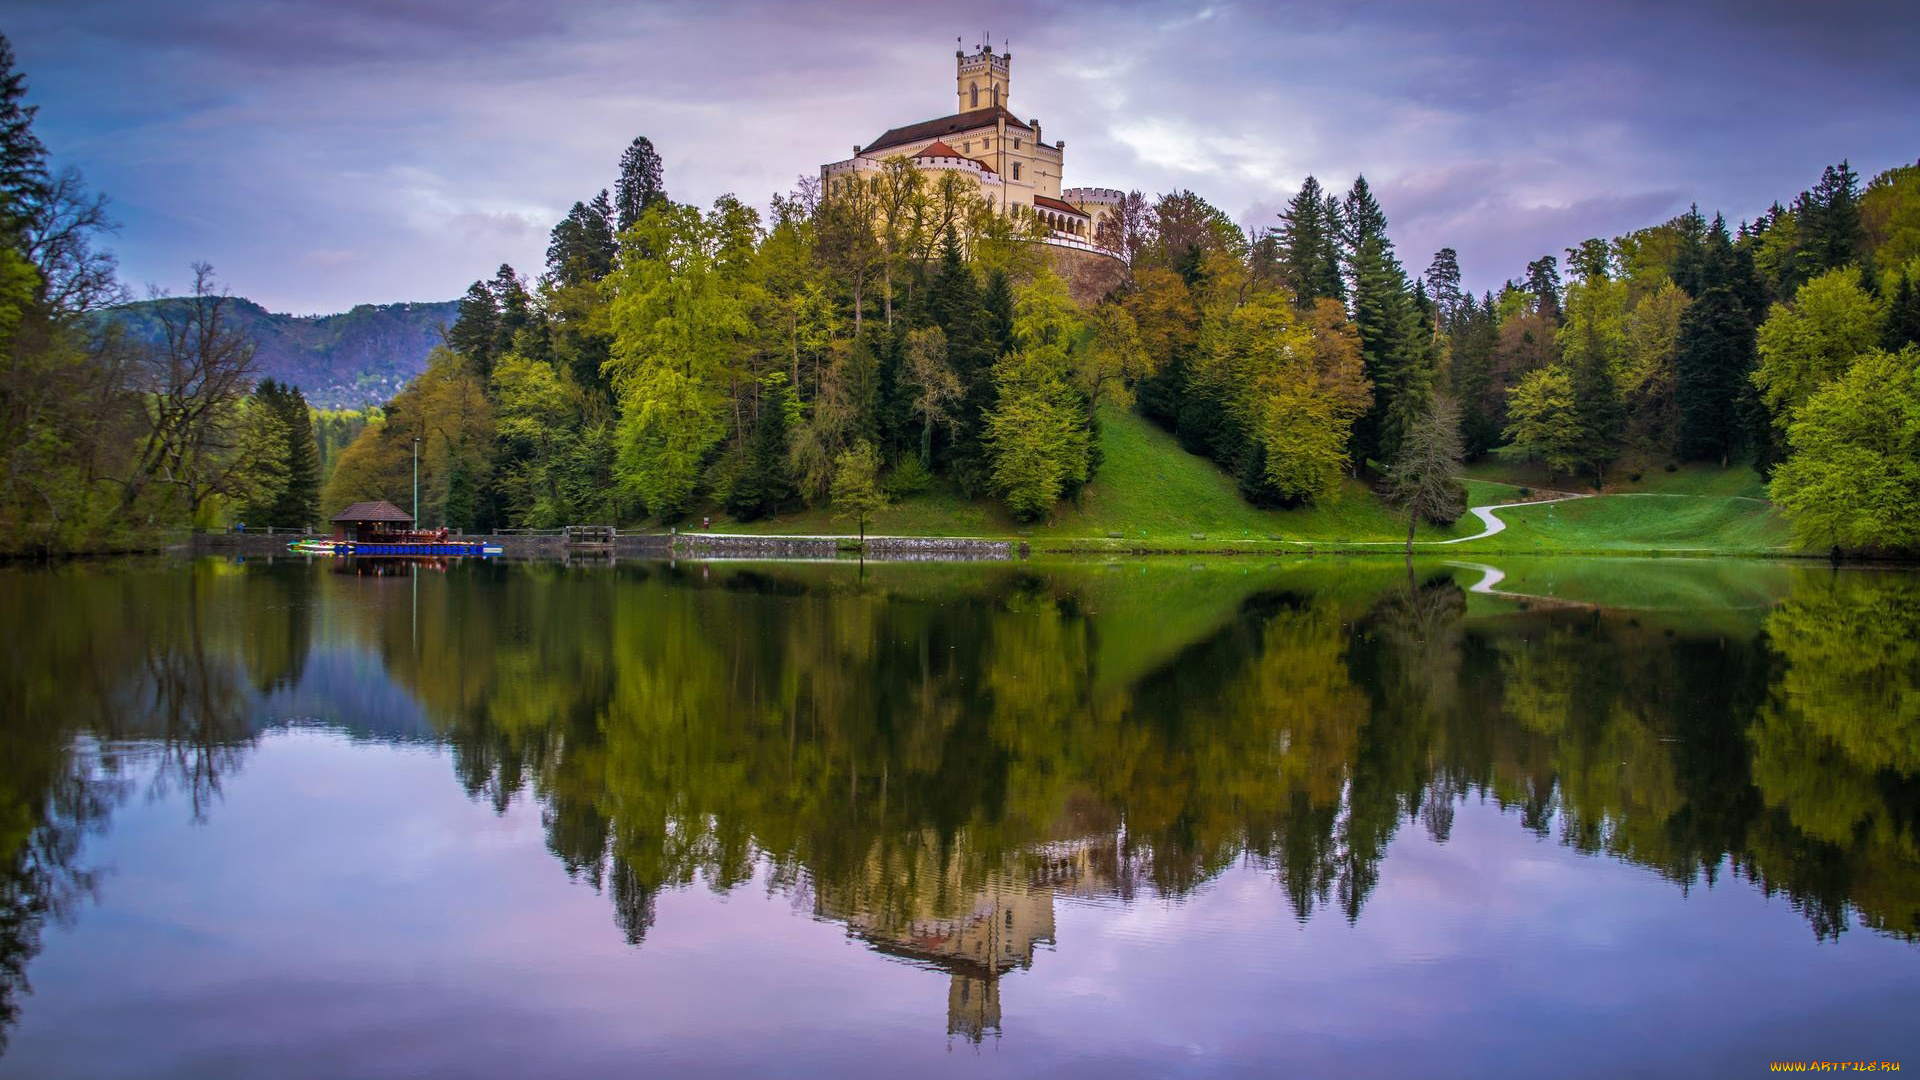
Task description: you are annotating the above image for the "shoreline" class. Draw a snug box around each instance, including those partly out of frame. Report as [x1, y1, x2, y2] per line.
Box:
[124, 529, 1863, 562]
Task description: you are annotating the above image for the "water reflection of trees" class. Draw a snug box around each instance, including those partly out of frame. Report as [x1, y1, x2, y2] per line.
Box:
[0, 563, 275, 1051]
[2, 558, 1917, 1050]
[388, 560, 1919, 1017]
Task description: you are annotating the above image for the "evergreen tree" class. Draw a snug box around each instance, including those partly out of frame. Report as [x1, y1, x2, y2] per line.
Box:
[1675, 216, 1762, 464]
[489, 264, 534, 366]
[447, 281, 498, 371]
[263, 380, 320, 527]
[1278, 176, 1345, 305]
[1342, 176, 1430, 464]
[1524, 254, 1562, 321]
[443, 461, 476, 532]
[1424, 248, 1463, 326]
[1884, 271, 1920, 351]
[1570, 345, 1624, 487]
[0, 35, 48, 240]
[545, 191, 616, 287]
[981, 266, 1015, 358]
[1449, 291, 1502, 455]
[614, 136, 666, 232]
[726, 374, 795, 520]
[1792, 161, 1864, 285]
[926, 231, 994, 490]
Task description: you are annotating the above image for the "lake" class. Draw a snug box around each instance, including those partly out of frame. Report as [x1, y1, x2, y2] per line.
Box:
[0, 555, 1915, 1077]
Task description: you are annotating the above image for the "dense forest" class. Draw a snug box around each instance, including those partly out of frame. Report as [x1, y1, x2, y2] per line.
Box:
[3, 31, 1917, 555]
[315, 137, 1920, 555]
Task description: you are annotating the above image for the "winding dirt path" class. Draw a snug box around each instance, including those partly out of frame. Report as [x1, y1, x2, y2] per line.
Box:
[1430, 493, 1590, 545]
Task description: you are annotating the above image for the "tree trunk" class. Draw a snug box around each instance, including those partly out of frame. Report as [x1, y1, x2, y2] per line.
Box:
[1405, 504, 1418, 555]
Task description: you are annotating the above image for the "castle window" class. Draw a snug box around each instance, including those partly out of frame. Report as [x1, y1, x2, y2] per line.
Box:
[970, 82, 979, 108]
[1012, 163, 1021, 180]
[1013, 138, 1021, 149]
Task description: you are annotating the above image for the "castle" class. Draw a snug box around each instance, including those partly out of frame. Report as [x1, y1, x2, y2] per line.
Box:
[821, 40, 1125, 252]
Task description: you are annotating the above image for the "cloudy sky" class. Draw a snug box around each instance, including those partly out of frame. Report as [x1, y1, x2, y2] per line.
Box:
[9, 0, 1919, 313]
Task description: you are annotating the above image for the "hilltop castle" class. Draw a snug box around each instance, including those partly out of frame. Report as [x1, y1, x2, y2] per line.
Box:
[821, 40, 1125, 251]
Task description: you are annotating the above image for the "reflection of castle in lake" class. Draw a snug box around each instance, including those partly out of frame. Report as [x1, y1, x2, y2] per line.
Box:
[821, 832, 1118, 1042]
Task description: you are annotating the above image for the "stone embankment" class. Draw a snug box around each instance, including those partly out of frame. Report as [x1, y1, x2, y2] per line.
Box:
[188, 530, 1014, 561]
[674, 533, 1015, 561]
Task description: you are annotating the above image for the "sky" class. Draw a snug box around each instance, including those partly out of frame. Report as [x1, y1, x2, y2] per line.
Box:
[8, 0, 1919, 314]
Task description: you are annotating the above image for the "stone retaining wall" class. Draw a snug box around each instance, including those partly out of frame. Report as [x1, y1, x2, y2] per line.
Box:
[188, 531, 1011, 562]
[861, 537, 1014, 560]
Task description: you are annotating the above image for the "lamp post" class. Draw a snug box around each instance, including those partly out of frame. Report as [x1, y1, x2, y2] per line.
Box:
[412, 436, 421, 526]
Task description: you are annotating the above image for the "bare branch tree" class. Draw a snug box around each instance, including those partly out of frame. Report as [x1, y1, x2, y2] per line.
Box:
[118, 263, 260, 519]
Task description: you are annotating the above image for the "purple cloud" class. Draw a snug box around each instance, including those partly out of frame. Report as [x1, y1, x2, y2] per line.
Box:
[7, 0, 1917, 310]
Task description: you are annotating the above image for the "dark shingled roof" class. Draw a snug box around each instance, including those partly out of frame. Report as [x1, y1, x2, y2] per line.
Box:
[331, 500, 414, 523]
[863, 106, 1031, 155]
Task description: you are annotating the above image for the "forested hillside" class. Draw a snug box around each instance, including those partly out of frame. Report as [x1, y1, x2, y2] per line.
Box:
[314, 132, 1918, 556]
[3, 26, 1915, 556]
[107, 297, 457, 408]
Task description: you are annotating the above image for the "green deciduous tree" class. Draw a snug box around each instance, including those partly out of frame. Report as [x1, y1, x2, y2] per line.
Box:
[829, 438, 886, 544]
[1753, 265, 1884, 429]
[1619, 280, 1690, 455]
[1861, 163, 1920, 276]
[491, 353, 574, 527]
[1767, 347, 1920, 556]
[1503, 365, 1583, 480]
[605, 200, 754, 518]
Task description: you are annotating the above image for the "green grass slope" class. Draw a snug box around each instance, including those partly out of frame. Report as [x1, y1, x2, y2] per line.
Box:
[1453, 492, 1790, 554]
[723, 404, 1470, 546]
[710, 406, 1791, 555]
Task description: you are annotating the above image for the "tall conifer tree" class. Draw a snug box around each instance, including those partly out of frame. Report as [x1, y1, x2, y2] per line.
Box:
[614, 136, 666, 232]
[1343, 176, 1429, 464]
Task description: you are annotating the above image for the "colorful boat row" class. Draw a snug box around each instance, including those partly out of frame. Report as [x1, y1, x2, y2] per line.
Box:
[287, 538, 502, 558]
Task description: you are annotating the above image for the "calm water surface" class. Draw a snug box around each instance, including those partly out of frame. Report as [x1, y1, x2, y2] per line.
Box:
[0, 555, 1916, 1078]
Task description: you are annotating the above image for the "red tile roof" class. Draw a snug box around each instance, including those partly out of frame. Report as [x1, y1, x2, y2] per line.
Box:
[912, 139, 963, 159]
[863, 106, 1031, 155]
[1033, 195, 1090, 218]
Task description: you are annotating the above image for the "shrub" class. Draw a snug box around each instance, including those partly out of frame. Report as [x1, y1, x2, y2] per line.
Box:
[1628, 471, 1642, 482]
[1517, 486, 1533, 498]
[1664, 462, 1678, 473]
[884, 455, 935, 498]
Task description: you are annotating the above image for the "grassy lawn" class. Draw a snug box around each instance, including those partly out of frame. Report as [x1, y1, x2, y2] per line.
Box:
[1451, 491, 1790, 554]
[699, 406, 1793, 556]
[722, 405, 1468, 546]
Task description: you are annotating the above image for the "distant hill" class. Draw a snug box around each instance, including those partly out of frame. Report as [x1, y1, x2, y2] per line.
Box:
[107, 297, 460, 409]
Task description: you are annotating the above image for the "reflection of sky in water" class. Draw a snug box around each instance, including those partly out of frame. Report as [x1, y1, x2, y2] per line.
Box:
[6, 730, 1915, 1079]
[253, 646, 437, 743]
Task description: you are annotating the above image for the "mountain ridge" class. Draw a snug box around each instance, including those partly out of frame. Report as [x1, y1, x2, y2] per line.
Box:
[108, 296, 460, 409]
